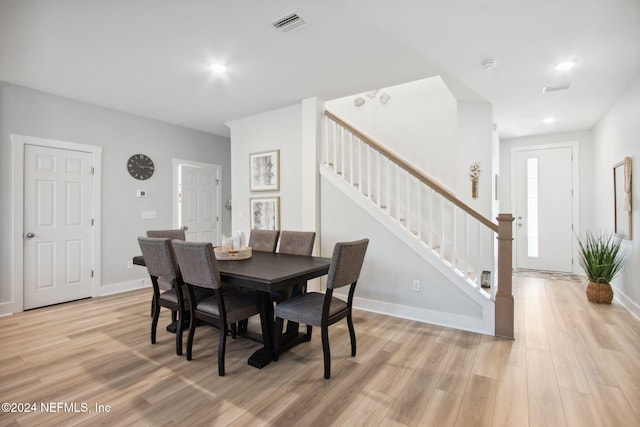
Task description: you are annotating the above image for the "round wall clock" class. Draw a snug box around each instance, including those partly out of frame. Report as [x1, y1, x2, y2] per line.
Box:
[127, 154, 155, 180]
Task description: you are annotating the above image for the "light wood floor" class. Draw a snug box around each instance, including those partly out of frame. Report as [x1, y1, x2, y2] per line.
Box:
[1, 275, 640, 426]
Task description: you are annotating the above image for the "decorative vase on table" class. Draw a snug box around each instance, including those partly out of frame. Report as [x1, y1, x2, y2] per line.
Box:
[577, 232, 625, 305]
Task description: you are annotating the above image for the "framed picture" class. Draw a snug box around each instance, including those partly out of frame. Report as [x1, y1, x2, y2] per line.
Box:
[250, 196, 280, 230]
[250, 149, 279, 192]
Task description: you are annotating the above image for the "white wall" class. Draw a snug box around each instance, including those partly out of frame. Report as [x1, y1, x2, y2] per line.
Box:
[227, 104, 304, 234]
[325, 77, 458, 190]
[0, 82, 231, 310]
[456, 102, 495, 218]
[593, 76, 640, 318]
[325, 76, 495, 219]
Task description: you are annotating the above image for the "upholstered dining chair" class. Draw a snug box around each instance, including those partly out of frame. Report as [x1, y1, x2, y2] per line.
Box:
[137, 237, 191, 355]
[248, 229, 280, 252]
[275, 230, 317, 302]
[273, 238, 369, 379]
[145, 229, 186, 317]
[146, 228, 186, 240]
[278, 230, 316, 256]
[172, 240, 260, 376]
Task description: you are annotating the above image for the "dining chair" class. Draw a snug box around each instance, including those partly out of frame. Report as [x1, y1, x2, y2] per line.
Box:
[137, 237, 191, 356]
[146, 228, 186, 240]
[275, 230, 316, 302]
[248, 229, 280, 252]
[145, 229, 186, 317]
[273, 238, 369, 379]
[278, 230, 316, 256]
[172, 240, 260, 376]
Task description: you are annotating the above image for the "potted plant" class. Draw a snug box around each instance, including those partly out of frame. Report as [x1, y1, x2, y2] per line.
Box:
[577, 231, 625, 304]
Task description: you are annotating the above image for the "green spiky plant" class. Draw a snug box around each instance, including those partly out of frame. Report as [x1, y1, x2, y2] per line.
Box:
[577, 232, 625, 284]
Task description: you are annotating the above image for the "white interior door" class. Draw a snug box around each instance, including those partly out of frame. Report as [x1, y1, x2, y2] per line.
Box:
[178, 163, 221, 244]
[514, 146, 574, 272]
[23, 145, 94, 309]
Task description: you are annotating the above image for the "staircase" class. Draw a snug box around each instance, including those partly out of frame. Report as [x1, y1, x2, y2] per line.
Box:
[322, 110, 514, 338]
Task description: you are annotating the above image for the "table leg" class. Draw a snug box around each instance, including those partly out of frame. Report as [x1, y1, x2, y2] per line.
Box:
[248, 291, 275, 369]
[247, 284, 313, 369]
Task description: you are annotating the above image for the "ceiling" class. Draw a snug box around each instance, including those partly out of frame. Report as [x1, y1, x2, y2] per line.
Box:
[1, 0, 638, 139]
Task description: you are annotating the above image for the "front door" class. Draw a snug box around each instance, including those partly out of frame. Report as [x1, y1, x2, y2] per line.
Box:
[23, 144, 94, 309]
[514, 146, 574, 272]
[178, 162, 221, 244]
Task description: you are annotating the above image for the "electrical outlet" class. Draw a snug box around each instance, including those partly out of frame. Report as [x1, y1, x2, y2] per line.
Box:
[412, 280, 420, 292]
[127, 260, 133, 269]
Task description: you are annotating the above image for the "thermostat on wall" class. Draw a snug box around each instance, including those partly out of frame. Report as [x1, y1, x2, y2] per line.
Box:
[137, 189, 147, 198]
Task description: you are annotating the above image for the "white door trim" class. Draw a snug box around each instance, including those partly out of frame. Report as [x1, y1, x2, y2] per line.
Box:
[7, 134, 102, 315]
[510, 141, 580, 273]
[172, 158, 222, 241]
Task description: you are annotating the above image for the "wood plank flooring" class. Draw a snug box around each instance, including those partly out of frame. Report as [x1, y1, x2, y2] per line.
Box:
[1, 275, 640, 426]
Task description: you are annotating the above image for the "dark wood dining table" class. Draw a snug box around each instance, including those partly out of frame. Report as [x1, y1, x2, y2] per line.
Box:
[133, 250, 331, 368]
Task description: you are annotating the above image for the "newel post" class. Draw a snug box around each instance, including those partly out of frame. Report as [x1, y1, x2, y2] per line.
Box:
[495, 213, 514, 339]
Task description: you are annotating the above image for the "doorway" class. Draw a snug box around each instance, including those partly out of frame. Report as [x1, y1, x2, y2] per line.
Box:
[173, 159, 222, 244]
[11, 134, 102, 312]
[511, 142, 579, 273]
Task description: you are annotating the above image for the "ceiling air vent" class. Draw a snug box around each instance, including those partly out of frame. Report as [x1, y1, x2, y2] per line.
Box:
[271, 12, 308, 33]
[543, 83, 572, 93]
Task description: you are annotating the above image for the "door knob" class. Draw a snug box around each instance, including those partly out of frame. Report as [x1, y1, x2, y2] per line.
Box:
[26, 232, 35, 238]
[182, 226, 188, 230]
[517, 223, 523, 228]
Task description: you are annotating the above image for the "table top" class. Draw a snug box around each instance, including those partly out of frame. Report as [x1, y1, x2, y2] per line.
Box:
[217, 251, 331, 292]
[133, 251, 331, 293]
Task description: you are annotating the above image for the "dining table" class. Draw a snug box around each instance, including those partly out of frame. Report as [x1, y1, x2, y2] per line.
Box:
[133, 250, 331, 368]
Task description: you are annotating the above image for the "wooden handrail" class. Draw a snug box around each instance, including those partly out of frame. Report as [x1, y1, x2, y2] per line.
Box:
[325, 110, 498, 233]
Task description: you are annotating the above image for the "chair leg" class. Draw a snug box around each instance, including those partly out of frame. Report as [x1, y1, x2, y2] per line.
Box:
[273, 317, 284, 361]
[175, 312, 185, 356]
[186, 315, 196, 361]
[151, 298, 161, 344]
[218, 325, 227, 376]
[230, 322, 237, 339]
[347, 314, 356, 357]
[238, 319, 248, 334]
[306, 325, 313, 341]
[321, 324, 331, 379]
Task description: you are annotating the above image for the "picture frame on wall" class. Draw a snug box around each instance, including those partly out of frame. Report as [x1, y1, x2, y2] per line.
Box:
[250, 196, 280, 230]
[250, 149, 279, 192]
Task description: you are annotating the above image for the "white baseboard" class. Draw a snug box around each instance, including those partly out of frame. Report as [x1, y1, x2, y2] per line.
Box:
[97, 277, 151, 297]
[351, 295, 494, 336]
[612, 285, 640, 322]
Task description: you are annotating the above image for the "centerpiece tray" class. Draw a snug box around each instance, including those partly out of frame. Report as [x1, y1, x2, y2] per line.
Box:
[214, 246, 252, 261]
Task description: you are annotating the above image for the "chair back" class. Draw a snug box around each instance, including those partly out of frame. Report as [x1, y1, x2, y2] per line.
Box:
[146, 229, 186, 240]
[172, 241, 222, 290]
[326, 239, 369, 290]
[137, 237, 180, 281]
[278, 231, 316, 256]
[248, 229, 280, 252]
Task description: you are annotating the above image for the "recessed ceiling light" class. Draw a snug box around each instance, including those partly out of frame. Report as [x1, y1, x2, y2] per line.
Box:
[543, 117, 556, 124]
[209, 63, 227, 73]
[555, 61, 576, 71]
